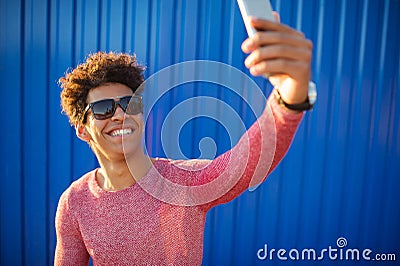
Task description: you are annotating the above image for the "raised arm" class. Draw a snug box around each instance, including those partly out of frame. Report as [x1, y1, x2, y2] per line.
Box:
[135, 15, 312, 208]
[198, 15, 313, 209]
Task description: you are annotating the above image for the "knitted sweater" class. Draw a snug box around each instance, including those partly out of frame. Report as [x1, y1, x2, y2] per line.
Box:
[55, 96, 303, 265]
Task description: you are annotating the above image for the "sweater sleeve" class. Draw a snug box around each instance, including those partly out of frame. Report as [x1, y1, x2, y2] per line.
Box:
[136, 94, 303, 208]
[54, 189, 90, 266]
[198, 94, 304, 210]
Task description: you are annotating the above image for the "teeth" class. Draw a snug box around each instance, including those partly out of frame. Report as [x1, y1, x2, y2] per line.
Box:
[110, 128, 133, 137]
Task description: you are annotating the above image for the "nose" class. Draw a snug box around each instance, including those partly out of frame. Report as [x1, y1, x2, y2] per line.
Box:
[111, 105, 125, 121]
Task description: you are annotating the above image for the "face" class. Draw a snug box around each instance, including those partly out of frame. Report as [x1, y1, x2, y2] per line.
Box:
[77, 83, 144, 161]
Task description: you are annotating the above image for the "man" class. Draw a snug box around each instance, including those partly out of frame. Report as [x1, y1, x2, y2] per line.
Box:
[55, 16, 313, 265]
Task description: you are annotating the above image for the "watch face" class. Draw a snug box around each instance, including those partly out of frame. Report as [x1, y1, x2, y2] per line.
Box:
[308, 81, 317, 105]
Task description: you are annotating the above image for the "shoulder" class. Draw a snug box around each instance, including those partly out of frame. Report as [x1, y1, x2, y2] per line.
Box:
[57, 170, 95, 210]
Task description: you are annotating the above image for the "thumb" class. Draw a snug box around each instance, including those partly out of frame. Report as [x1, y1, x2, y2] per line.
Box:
[272, 11, 280, 23]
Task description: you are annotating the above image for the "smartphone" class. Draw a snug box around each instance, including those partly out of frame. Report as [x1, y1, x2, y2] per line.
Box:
[237, 0, 274, 37]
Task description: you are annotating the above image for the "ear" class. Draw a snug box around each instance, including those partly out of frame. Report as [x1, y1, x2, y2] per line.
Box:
[75, 124, 91, 142]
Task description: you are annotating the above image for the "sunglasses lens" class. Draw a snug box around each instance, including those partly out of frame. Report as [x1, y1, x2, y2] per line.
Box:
[125, 96, 142, 115]
[91, 99, 115, 120]
[118, 96, 131, 112]
[87, 96, 142, 121]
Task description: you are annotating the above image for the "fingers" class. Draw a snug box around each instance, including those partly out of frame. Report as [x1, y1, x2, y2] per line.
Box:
[251, 17, 303, 37]
[240, 17, 312, 80]
[242, 31, 312, 53]
[241, 17, 308, 54]
[248, 59, 310, 80]
[244, 44, 312, 70]
[272, 11, 280, 23]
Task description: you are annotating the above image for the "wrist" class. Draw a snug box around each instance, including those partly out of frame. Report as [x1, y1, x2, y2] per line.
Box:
[273, 81, 317, 112]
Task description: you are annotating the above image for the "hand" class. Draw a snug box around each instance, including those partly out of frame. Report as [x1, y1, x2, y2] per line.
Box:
[241, 13, 313, 105]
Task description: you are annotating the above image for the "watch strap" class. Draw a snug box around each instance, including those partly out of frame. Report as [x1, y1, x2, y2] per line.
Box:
[274, 81, 316, 111]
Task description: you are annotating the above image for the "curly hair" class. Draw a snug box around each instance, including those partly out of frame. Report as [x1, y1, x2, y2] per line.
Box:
[59, 51, 145, 125]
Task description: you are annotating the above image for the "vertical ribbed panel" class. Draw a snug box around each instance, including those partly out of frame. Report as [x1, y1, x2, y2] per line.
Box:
[1, 0, 399, 265]
[1, 1, 24, 265]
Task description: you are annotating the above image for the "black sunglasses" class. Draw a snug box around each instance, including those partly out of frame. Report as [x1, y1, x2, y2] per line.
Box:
[82, 95, 143, 123]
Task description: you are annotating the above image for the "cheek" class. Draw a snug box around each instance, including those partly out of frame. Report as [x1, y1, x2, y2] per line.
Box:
[131, 115, 144, 130]
[123, 114, 144, 135]
[88, 119, 108, 136]
[139, 118, 145, 132]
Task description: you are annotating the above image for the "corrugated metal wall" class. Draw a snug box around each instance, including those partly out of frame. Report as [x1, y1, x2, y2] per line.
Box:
[1, 0, 399, 265]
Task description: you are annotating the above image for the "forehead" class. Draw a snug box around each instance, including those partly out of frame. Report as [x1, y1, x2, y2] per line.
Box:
[87, 83, 133, 103]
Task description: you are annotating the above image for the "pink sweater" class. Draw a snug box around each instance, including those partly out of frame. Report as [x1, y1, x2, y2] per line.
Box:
[55, 96, 303, 265]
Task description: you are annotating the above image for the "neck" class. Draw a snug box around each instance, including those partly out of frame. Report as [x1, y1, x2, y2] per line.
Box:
[96, 152, 153, 192]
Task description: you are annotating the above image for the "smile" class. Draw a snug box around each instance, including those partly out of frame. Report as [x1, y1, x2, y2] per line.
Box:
[109, 128, 134, 137]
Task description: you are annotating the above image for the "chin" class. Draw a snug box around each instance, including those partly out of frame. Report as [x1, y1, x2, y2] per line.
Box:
[121, 143, 143, 159]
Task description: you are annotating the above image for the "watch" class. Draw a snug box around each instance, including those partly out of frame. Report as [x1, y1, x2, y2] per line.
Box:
[274, 81, 317, 111]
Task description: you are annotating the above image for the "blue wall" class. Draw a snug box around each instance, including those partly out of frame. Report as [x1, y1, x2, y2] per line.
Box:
[1, 0, 399, 265]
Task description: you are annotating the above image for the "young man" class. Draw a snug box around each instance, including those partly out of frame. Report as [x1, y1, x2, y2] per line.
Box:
[55, 17, 314, 265]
